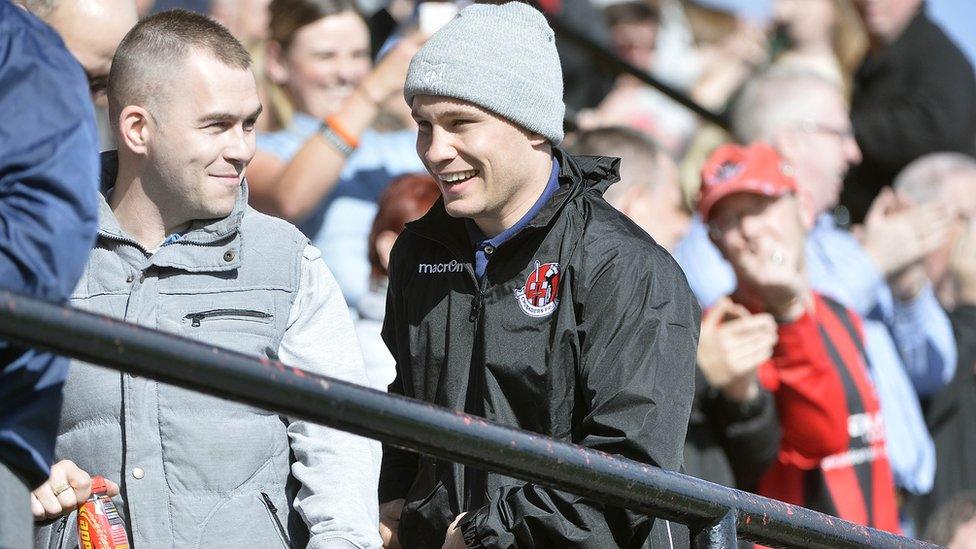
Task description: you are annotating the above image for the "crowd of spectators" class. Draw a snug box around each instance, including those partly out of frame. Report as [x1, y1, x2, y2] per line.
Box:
[6, 0, 976, 546]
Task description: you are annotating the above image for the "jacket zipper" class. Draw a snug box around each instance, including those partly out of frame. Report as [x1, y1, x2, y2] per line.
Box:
[184, 309, 271, 327]
[469, 286, 484, 322]
[55, 516, 69, 549]
[467, 268, 491, 321]
[464, 275, 489, 508]
[405, 232, 501, 508]
[260, 492, 291, 548]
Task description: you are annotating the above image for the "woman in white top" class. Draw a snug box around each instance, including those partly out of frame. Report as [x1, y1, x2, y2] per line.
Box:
[248, 0, 425, 308]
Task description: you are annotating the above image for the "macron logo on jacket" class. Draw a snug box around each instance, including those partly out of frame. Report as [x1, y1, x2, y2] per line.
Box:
[418, 260, 466, 274]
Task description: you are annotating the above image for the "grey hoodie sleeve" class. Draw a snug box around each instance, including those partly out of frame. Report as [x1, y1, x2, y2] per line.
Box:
[278, 244, 382, 549]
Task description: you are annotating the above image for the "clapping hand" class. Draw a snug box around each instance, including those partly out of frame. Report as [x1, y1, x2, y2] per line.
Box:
[950, 220, 976, 306]
[442, 513, 468, 549]
[861, 188, 952, 278]
[698, 298, 777, 402]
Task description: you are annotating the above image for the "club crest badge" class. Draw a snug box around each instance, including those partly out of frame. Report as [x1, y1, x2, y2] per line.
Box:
[514, 261, 561, 317]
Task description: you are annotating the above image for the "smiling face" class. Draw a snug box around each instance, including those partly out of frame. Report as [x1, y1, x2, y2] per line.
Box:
[411, 95, 552, 235]
[145, 51, 262, 225]
[269, 11, 371, 120]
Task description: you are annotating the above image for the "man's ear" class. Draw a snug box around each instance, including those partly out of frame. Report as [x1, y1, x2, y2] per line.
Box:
[620, 184, 649, 218]
[118, 105, 152, 156]
[795, 192, 816, 231]
[771, 131, 800, 165]
[527, 130, 550, 149]
[265, 40, 289, 84]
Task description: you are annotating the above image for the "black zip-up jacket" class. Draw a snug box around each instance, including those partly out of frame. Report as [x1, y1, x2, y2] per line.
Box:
[379, 149, 701, 548]
[909, 305, 976, 532]
[841, 8, 976, 222]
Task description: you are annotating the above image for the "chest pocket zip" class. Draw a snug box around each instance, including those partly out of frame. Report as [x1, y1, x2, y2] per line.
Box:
[55, 515, 70, 549]
[260, 492, 291, 548]
[184, 309, 272, 327]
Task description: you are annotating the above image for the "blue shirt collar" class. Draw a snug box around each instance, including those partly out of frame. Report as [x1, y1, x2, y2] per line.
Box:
[162, 232, 184, 246]
[815, 212, 836, 230]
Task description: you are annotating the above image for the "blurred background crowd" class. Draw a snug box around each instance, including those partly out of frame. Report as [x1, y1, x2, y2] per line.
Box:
[35, 0, 976, 544]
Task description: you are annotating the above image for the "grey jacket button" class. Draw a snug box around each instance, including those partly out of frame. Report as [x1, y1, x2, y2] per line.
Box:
[223, 250, 235, 262]
[132, 467, 145, 479]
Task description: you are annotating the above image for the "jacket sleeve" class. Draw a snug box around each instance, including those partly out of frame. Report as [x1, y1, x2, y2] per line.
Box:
[0, 20, 99, 303]
[279, 246, 382, 549]
[378, 247, 419, 503]
[759, 309, 850, 470]
[0, 11, 99, 487]
[701, 385, 781, 491]
[459, 248, 700, 548]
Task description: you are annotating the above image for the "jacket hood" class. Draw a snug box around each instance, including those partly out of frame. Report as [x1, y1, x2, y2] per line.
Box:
[555, 148, 620, 195]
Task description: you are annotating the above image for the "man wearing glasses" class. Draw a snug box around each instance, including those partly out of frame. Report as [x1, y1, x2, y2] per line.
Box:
[699, 141, 901, 532]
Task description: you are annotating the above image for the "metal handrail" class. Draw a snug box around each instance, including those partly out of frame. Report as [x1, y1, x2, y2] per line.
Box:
[0, 291, 935, 548]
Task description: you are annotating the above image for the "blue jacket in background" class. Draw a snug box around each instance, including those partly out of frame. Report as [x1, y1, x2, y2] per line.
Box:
[0, 0, 100, 487]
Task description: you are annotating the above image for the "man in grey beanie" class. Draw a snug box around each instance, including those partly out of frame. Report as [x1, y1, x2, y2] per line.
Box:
[379, 3, 700, 548]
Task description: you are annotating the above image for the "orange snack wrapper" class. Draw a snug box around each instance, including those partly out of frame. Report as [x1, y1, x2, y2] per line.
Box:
[78, 476, 129, 549]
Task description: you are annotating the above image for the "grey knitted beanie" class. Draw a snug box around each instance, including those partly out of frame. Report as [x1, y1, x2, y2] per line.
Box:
[403, 2, 565, 144]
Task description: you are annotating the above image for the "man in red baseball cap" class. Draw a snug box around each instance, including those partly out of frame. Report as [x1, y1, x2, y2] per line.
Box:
[699, 142, 809, 321]
[702, 142, 901, 533]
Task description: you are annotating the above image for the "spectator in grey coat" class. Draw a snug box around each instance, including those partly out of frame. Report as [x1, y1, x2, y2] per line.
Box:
[30, 11, 381, 549]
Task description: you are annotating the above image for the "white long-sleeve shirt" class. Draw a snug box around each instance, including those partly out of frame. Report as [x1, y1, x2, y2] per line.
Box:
[280, 245, 382, 549]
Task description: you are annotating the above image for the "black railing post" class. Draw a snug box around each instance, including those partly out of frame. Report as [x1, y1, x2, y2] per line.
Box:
[694, 510, 738, 549]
